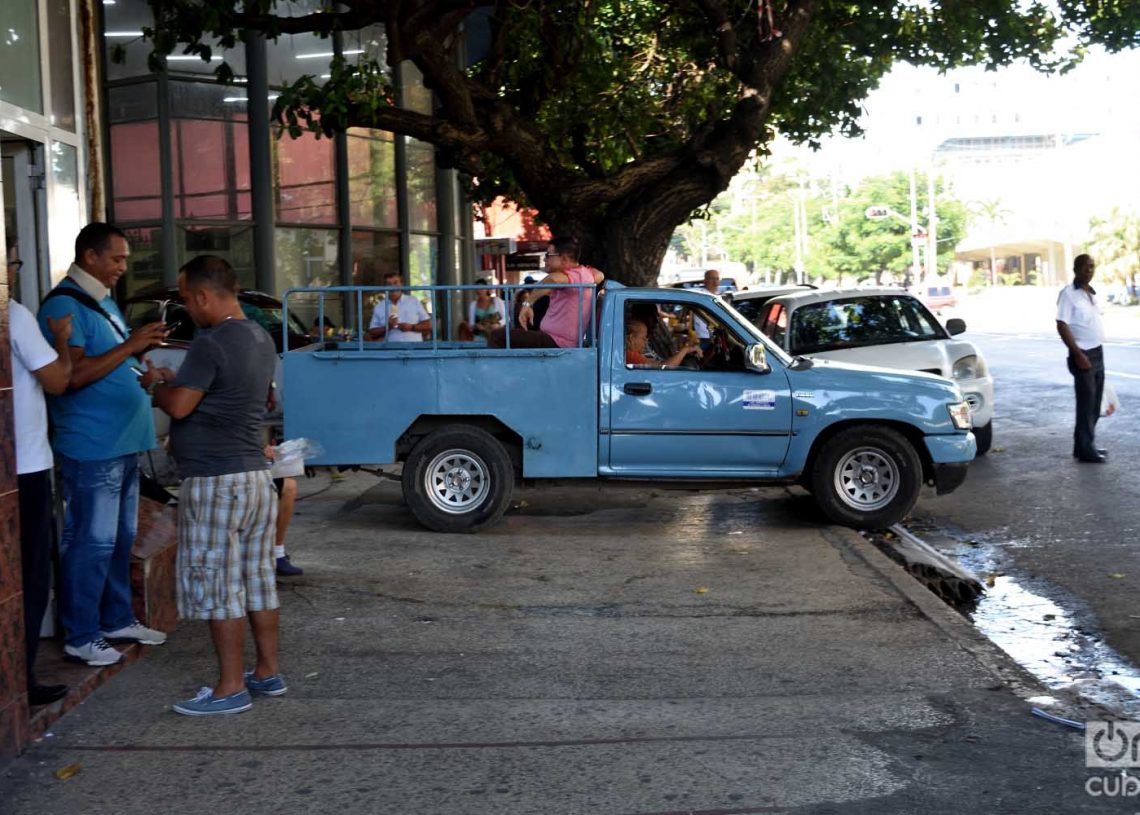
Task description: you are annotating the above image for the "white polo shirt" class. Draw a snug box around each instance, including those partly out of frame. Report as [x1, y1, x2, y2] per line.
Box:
[369, 294, 431, 342]
[9, 301, 58, 474]
[1056, 284, 1105, 350]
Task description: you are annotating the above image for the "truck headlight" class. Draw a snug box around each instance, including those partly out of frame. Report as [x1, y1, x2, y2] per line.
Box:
[947, 401, 972, 429]
[952, 354, 987, 381]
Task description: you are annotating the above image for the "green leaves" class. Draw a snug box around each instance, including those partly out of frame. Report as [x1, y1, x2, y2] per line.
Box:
[138, 0, 1131, 282]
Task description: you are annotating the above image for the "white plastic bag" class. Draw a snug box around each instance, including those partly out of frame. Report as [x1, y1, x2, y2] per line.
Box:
[1102, 382, 1120, 417]
[268, 438, 325, 478]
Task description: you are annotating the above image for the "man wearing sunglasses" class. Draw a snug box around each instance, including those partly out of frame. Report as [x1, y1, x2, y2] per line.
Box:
[488, 237, 604, 349]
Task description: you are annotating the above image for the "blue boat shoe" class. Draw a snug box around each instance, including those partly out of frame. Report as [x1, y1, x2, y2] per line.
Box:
[172, 687, 253, 716]
[244, 671, 288, 697]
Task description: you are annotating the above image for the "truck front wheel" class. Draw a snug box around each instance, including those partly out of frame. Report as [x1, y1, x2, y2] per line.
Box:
[402, 425, 515, 533]
[811, 426, 922, 529]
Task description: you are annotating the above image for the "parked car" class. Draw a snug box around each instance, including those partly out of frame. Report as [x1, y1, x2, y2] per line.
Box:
[741, 287, 994, 454]
[724, 285, 816, 324]
[282, 281, 976, 532]
[123, 285, 313, 352]
[921, 283, 958, 313]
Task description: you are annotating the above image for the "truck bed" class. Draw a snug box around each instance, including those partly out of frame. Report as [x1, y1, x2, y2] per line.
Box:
[283, 342, 599, 477]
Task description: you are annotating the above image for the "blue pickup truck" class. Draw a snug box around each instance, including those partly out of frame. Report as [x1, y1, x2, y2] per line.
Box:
[283, 282, 975, 532]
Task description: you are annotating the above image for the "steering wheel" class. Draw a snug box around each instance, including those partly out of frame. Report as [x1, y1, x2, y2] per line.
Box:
[679, 352, 702, 370]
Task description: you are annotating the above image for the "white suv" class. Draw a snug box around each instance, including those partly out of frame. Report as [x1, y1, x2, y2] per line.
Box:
[739, 287, 994, 454]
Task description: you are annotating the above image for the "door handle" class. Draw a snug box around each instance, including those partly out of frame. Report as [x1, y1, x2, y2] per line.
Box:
[624, 382, 652, 396]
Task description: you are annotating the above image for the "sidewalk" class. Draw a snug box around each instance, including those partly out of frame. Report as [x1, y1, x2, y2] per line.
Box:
[0, 475, 1114, 814]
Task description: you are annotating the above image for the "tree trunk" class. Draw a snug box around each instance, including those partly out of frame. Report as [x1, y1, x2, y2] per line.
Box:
[545, 161, 742, 287]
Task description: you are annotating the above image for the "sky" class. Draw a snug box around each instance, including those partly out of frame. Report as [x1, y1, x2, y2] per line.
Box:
[786, 46, 1140, 184]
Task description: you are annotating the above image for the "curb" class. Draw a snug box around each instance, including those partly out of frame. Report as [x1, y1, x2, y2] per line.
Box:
[825, 525, 1047, 701]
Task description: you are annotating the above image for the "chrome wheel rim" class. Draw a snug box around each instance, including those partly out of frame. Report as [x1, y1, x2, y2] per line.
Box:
[424, 449, 490, 514]
[833, 447, 899, 511]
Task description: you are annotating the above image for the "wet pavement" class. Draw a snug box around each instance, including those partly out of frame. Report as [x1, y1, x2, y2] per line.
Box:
[909, 326, 1140, 696]
[0, 475, 1122, 814]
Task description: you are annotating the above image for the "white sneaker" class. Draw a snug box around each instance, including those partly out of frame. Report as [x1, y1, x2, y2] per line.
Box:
[103, 621, 167, 646]
[64, 638, 125, 666]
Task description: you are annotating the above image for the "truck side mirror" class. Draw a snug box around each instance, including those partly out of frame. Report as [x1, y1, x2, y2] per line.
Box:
[746, 343, 771, 374]
[945, 318, 967, 336]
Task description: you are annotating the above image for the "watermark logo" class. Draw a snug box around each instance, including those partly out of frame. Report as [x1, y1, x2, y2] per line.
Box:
[1087, 722, 1140, 768]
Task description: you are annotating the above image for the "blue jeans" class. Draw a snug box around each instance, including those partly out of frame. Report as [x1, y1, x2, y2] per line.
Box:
[57, 453, 139, 647]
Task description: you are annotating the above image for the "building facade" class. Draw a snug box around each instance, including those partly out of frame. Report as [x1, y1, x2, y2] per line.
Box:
[0, 0, 472, 756]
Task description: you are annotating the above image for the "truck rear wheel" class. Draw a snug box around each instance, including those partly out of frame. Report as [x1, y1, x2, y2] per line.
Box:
[811, 426, 922, 529]
[402, 425, 515, 533]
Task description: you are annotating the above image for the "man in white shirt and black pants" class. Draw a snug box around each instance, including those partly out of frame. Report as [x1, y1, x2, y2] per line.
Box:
[7, 246, 74, 705]
[1056, 254, 1108, 463]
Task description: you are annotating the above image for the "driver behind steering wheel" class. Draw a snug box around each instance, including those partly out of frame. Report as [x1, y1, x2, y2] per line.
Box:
[625, 319, 702, 368]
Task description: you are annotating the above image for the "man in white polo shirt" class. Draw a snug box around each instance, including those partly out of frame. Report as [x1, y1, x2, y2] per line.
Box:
[367, 271, 432, 341]
[1056, 254, 1107, 463]
[8, 244, 74, 705]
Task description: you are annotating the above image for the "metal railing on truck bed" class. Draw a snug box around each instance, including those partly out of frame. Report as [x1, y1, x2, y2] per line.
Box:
[281, 282, 599, 352]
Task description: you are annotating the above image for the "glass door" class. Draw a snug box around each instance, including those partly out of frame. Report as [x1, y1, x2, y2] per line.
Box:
[1, 136, 47, 306]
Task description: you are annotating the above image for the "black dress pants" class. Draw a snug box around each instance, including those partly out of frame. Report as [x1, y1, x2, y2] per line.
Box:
[18, 469, 54, 687]
[1068, 345, 1105, 459]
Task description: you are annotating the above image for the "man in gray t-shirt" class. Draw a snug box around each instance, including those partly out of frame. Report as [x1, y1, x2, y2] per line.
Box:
[169, 316, 276, 477]
[142, 255, 286, 716]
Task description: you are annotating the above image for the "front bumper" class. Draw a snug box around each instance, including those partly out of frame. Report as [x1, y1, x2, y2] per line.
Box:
[932, 462, 970, 495]
[959, 375, 995, 427]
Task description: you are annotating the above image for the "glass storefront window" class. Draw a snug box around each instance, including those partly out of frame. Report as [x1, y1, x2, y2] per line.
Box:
[273, 129, 336, 225]
[103, 0, 152, 81]
[351, 230, 399, 332]
[109, 84, 161, 222]
[48, 142, 82, 284]
[408, 233, 437, 292]
[274, 227, 340, 330]
[46, 0, 76, 130]
[265, 1, 334, 87]
[111, 122, 162, 221]
[401, 61, 432, 115]
[119, 226, 165, 295]
[406, 138, 437, 232]
[170, 82, 251, 220]
[109, 82, 158, 122]
[347, 128, 397, 229]
[177, 224, 255, 289]
[343, 25, 388, 74]
[0, 0, 43, 112]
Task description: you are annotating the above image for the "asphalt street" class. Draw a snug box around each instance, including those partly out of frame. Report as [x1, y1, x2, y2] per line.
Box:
[910, 322, 1140, 675]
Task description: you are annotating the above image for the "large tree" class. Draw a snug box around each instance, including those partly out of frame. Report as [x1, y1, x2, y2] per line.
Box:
[139, 1, 1136, 284]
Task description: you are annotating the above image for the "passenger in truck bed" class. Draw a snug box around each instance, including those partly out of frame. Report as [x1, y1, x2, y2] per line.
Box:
[488, 237, 604, 349]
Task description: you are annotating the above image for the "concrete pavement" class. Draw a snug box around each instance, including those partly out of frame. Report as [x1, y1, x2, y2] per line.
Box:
[0, 475, 1119, 814]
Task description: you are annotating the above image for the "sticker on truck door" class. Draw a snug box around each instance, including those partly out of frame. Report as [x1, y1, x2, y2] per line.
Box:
[743, 389, 777, 410]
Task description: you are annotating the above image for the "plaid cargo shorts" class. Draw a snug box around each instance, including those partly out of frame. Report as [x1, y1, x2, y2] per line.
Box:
[177, 469, 278, 620]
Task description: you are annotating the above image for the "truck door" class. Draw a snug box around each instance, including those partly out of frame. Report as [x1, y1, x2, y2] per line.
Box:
[606, 297, 793, 476]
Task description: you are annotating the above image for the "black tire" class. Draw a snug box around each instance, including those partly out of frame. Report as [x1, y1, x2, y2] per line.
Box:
[973, 420, 993, 456]
[810, 426, 922, 530]
[402, 425, 515, 533]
